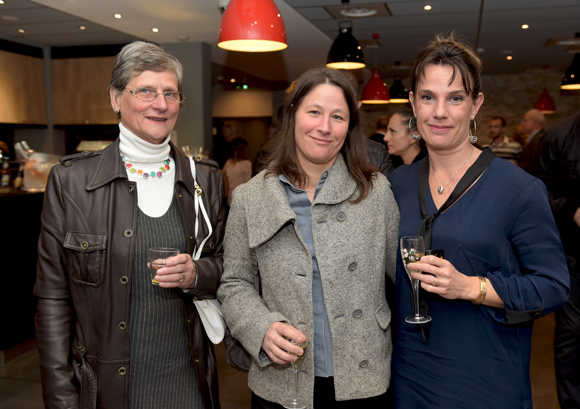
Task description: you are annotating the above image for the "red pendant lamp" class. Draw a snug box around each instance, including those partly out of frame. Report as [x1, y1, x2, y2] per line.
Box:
[534, 88, 556, 114]
[361, 68, 389, 104]
[218, 0, 287, 52]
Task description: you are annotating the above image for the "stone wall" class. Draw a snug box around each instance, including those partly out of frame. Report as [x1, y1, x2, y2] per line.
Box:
[361, 71, 580, 145]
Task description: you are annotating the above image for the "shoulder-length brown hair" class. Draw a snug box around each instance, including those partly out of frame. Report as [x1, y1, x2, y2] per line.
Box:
[266, 67, 375, 203]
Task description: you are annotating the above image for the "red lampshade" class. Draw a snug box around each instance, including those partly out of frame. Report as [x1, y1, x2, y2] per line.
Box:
[217, 0, 287, 52]
[534, 88, 556, 114]
[361, 68, 389, 104]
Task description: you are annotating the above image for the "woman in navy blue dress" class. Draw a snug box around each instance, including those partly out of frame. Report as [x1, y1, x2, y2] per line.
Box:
[389, 34, 569, 409]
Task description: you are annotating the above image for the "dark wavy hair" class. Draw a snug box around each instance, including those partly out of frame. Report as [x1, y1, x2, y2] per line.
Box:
[266, 67, 375, 203]
[410, 33, 482, 100]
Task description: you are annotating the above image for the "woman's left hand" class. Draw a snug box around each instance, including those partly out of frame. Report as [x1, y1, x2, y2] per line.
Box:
[153, 253, 197, 289]
[408, 255, 475, 300]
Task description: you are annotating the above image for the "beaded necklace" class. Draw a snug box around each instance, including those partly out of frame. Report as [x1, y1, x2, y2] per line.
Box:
[121, 155, 171, 179]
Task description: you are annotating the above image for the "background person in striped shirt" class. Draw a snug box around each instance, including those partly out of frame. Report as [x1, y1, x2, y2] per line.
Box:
[483, 116, 522, 163]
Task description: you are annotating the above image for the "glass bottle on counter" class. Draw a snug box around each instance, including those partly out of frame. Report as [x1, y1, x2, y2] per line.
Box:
[13, 163, 24, 189]
[1, 154, 11, 187]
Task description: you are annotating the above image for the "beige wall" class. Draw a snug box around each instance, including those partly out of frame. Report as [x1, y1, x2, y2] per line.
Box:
[0, 50, 46, 124]
[51, 57, 118, 125]
[212, 88, 273, 118]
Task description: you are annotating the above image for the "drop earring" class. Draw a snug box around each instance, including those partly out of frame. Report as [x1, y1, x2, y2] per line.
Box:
[469, 120, 478, 144]
[409, 117, 421, 140]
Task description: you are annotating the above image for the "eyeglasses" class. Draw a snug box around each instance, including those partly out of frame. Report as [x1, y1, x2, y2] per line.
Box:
[125, 87, 185, 104]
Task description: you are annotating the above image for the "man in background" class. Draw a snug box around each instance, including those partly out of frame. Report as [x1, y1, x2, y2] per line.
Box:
[518, 109, 546, 173]
[536, 113, 580, 409]
[482, 116, 521, 163]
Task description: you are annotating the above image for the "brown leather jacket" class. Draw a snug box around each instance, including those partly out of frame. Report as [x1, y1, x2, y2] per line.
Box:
[34, 138, 225, 409]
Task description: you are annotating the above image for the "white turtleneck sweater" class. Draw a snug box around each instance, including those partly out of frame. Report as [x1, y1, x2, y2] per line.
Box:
[118, 123, 175, 217]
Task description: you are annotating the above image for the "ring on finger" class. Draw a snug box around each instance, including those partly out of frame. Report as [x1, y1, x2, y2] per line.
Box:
[432, 276, 439, 287]
[179, 272, 185, 283]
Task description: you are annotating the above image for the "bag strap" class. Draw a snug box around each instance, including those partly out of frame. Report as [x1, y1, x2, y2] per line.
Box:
[190, 157, 213, 261]
[415, 147, 495, 344]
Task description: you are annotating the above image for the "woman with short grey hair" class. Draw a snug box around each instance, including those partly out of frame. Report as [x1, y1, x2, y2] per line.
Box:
[35, 41, 225, 409]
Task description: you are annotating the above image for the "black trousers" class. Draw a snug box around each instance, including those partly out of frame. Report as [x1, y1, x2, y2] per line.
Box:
[555, 270, 580, 408]
[251, 376, 392, 409]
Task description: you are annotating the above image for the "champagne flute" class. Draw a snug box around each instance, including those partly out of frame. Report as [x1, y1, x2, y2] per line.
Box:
[281, 322, 309, 409]
[400, 236, 432, 324]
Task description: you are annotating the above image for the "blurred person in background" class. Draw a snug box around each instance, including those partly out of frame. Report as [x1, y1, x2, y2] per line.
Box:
[482, 116, 521, 163]
[536, 112, 580, 409]
[518, 109, 545, 173]
[223, 137, 252, 207]
[383, 108, 427, 168]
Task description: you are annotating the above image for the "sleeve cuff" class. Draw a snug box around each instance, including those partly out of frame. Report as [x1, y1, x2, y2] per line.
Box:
[504, 308, 544, 325]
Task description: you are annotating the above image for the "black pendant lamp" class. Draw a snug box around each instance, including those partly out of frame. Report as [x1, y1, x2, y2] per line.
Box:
[326, 1, 365, 70]
[389, 78, 409, 103]
[561, 53, 580, 90]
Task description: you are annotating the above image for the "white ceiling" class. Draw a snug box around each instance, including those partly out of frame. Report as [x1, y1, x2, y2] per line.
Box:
[0, 0, 579, 86]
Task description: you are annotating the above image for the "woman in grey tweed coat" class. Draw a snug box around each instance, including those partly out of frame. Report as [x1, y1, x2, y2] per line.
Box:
[218, 67, 399, 409]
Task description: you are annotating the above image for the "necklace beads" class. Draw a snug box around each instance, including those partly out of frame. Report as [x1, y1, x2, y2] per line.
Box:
[121, 155, 170, 179]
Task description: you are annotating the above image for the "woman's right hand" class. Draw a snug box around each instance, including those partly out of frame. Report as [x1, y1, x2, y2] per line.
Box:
[262, 322, 307, 364]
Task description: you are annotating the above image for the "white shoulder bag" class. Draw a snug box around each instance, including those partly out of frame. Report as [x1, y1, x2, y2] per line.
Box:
[190, 157, 226, 344]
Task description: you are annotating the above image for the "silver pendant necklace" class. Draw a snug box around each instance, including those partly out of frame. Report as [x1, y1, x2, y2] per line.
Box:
[431, 146, 474, 194]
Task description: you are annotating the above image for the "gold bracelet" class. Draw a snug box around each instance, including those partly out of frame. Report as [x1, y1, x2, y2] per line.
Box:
[472, 276, 487, 305]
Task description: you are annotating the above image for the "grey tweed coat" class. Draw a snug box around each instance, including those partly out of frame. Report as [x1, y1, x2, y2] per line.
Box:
[217, 153, 399, 405]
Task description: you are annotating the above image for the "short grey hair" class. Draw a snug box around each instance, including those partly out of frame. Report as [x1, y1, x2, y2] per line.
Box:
[526, 109, 545, 126]
[108, 41, 184, 94]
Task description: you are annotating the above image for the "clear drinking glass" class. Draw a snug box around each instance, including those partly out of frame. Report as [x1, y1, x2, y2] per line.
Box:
[149, 248, 179, 286]
[400, 236, 432, 324]
[281, 322, 309, 409]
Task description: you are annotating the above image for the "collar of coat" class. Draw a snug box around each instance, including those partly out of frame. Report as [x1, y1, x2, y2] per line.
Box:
[247, 153, 357, 249]
[83, 137, 197, 199]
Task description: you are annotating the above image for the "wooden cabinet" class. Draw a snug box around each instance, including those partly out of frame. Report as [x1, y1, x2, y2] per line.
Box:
[0, 50, 47, 125]
[51, 57, 118, 125]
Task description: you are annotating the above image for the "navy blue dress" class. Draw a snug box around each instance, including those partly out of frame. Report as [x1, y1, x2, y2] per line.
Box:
[389, 157, 569, 409]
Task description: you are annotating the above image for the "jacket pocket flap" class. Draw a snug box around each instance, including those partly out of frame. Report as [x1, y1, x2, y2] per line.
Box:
[374, 301, 391, 330]
[64, 232, 107, 252]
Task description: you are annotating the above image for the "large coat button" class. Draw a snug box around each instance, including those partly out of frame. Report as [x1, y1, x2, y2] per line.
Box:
[128, 185, 135, 194]
[124, 229, 133, 237]
[348, 262, 357, 271]
[118, 322, 127, 330]
[336, 212, 346, 222]
[118, 367, 127, 375]
[353, 309, 363, 318]
[80, 241, 89, 250]
[120, 276, 129, 285]
[359, 360, 369, 368]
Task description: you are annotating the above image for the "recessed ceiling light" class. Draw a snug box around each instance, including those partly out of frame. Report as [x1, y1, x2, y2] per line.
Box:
[78, 25, 86, 30]
[152, 28, 159, 33]
[522, 24, 529, 29]
[424, 5, 432, 10]
[340, 7, 378, 18]
[0, 1, 5, 4]
[1, 15, 19, 21]
[506, 56, 513, 61]
[18, 28, 26, 34]
[114, 14, 122, 19]
[230, 79, 236, 83]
